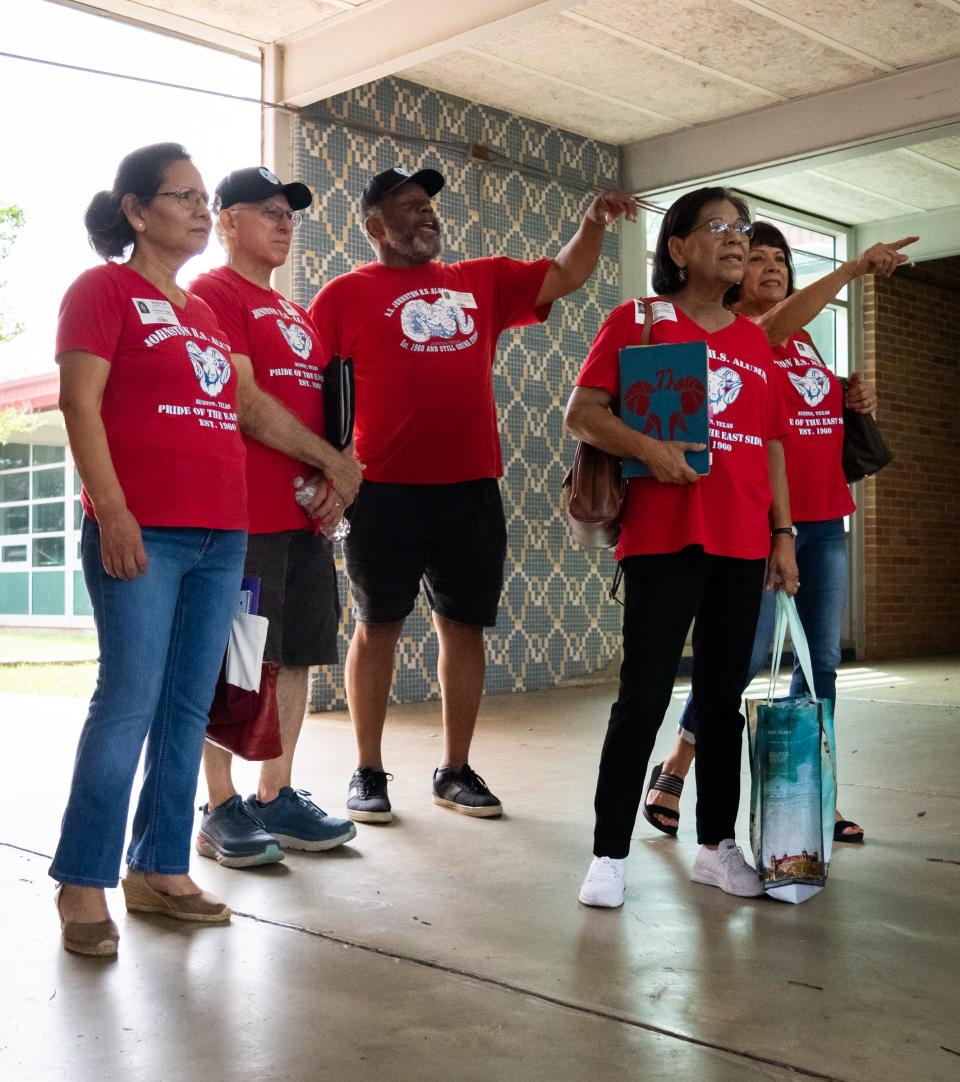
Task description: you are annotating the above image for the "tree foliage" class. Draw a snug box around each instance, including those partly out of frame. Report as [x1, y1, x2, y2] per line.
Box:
[0, 203, 33, 441]
[1, 203, 26, 344]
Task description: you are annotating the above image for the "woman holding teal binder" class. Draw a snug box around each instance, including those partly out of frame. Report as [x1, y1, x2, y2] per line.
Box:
[566, 187, 800, 906]
[642, 221, 913, 846]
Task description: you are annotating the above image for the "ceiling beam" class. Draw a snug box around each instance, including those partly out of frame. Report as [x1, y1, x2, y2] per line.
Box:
[855, 204, 960, 264]
[280, 0, 572, 107]
[621, 57, 960, 196]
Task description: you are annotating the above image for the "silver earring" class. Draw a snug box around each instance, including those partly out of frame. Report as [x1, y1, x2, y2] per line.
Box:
[678, 267, 686, 282]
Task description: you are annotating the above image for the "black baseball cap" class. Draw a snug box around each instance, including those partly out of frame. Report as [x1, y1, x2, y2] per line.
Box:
[215, 166, 313, 212]
[360, 166, 444, 214]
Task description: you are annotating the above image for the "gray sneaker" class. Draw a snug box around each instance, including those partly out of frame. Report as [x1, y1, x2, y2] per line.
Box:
[432, 764, 503, 818]
[346, 768, 393, 823]
[196, 795, 284, 869]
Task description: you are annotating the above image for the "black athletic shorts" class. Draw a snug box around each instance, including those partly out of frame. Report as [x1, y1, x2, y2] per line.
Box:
[243, 529, 341, 666]
[344, 479, 507, 627]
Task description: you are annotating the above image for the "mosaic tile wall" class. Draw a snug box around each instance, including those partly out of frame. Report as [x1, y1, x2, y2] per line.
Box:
[293, 76, 624, 710]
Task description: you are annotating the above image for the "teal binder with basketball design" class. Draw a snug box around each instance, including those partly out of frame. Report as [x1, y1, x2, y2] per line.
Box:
[619, 341, 710, 478]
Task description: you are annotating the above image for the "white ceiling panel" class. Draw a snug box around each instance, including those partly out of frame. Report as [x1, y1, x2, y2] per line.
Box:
[748, 0, 960, 68]
[472, 16, 774, 123]
[401, 48, 677, 144]
[910, 134, 960, 171]
[738, 170, 924, 223]
[568, 0, 884, 98]
[818, 149, 960, 211]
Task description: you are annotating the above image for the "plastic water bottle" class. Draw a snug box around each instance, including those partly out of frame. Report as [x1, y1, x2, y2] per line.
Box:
[293, 477, 350, 541]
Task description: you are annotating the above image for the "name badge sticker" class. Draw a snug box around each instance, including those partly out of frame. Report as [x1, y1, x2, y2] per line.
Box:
[633, 299, 645, 324]
[794, 340, 821, 363]
[651, 300, 678, 324]
[439, 289, 477, 309]
[133, 298, 180, 326]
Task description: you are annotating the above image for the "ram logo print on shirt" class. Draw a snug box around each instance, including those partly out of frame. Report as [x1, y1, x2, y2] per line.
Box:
[708, 366, 743, 415]
[400, 295, 475, 344]
[278, 320, 313, 360]
[186, 340, 231, 397]
[788, 367, 831, 407]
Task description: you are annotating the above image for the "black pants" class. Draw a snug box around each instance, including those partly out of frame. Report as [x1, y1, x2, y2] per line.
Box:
[593, 547, 765, 856]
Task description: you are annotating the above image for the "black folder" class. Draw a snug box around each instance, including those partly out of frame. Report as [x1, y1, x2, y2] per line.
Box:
[323, 354, 355, 452]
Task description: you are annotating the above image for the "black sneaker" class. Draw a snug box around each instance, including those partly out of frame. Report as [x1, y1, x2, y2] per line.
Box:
[346, 767, 393, 823]
[432, 764, 503, 818]
[196, 794, 285, 868]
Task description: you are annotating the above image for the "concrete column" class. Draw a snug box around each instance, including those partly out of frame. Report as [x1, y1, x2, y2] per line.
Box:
[262, 43, 294, 298]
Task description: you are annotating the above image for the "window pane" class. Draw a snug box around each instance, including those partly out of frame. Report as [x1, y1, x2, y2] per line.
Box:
[33, 537, 65, 567]
[32, 444, 65, 465]
[32, 571, 65, 615]
[1, 545, 27, 562]
[645, 210, 664, 256]
[807, 308, 837, 371]
[793, 248, 838, 292]
[32, 468, 65, 500]
[0, 443, 29, 471]
[758, 218, 836, 261]
[74, 468, 82, 495]
[834, 307, 849, 378]
[0, 506, 29, 534]
[0, 472, 29, 503]
[0, 572, 29, 614]
[33, 503, 65, 533]
[74, 500, 84, 529]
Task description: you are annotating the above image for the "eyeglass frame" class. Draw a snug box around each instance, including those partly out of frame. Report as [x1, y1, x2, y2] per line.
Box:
[682, 216, 754, 239]
[214, 200, 304, 229]
[153, 188, 212, 211]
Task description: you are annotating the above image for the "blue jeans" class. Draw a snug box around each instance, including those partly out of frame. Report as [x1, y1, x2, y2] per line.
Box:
[679, 518, 848, 740]
[49, 520, 246, 888]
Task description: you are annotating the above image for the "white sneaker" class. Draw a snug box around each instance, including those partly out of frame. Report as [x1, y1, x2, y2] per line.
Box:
[578, 856, 627, 908]
[691, 839, 764, 897]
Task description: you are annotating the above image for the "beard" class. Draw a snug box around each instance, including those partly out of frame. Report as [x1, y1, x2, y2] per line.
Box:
[386, 220, 442, 264]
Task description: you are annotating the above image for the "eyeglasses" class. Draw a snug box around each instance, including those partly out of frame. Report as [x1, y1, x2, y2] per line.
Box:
[155, 188, 211, 211]
[257, 204, 304, 228]
[686, 217, 753, 238]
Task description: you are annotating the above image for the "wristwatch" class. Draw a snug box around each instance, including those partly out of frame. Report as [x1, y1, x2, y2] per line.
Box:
[771, 525, 798, 538]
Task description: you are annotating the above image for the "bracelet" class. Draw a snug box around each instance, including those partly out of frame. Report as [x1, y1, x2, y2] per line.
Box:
[771, 525, 797, 538]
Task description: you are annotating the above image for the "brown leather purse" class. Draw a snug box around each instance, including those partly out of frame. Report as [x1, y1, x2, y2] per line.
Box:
[563, 299, 652, 549]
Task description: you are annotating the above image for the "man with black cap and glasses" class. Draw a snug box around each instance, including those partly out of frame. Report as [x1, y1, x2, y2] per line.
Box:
[308, 165, 635, 824]
[188, 167, 362, 867]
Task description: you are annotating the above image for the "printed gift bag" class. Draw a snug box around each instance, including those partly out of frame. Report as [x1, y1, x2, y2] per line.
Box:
[746, 593, 838, 904]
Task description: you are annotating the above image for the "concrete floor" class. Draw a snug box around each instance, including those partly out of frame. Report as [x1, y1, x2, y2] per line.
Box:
[1, 656, 958, 1081]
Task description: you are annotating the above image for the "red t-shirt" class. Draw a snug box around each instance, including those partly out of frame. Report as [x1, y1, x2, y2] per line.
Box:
[577, 298, 788, 561]
[56, 262, 247, 530]
[190, 267, 327, 534]
[771, 330, 855, 522]
[307, 257, 552, 484]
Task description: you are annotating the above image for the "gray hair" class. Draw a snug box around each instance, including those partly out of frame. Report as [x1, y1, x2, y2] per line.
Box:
[362, 204, 383, 253]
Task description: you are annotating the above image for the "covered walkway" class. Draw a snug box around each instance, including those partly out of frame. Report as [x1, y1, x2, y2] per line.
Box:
[2, 658, 957, 1080]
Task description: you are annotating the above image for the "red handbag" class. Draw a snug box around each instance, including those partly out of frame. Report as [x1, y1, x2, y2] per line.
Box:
[206, 660, 282, 761]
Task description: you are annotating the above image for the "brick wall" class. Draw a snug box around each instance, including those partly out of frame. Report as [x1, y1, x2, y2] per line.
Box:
[860, 257, 960, 658]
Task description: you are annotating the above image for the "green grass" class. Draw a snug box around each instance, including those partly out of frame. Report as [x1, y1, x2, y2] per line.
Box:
[0, 661, 97, 698]
[0, 628, 97, 662]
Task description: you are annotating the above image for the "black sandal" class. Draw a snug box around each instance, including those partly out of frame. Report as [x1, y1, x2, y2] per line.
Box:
[833, 819, 865, 844]
[641, 762, 683, 837]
